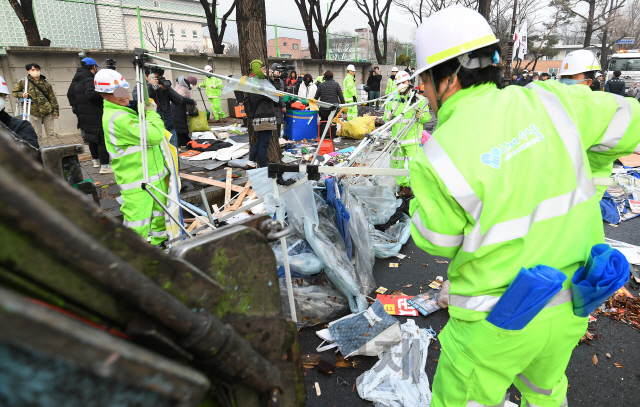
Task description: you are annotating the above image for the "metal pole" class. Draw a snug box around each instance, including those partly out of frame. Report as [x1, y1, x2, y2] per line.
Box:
[199, 189, 216, 226]
[275, 25, 280, 58]
[354, 35, 358, 62]
[272, 177, 297, 323]
[505, 0, 519, 78]
[310, 108, 337, 165]
[137, 6, 145, 49]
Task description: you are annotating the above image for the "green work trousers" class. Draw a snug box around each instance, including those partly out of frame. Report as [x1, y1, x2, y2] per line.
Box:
[121, 178, 168, 246]
[208, 96, 226, 120]
[390, 141, 420, 187]
[347, 105, 358, 121]
[432, 306, 586, 407]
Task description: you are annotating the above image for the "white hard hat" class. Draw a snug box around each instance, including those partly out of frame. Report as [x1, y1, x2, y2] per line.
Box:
[391, 66, 398, 72]
[412, 5, 498, 79]
[522, 69, 529, 73]
[204, 65, 213, 72]
[94, 69, 130, 93]
[0, 76, 9, 95]
[346, 64, 356, 72]
[395, 70, 411, 85]
[596, 72, 602, 78]
[559, 50, 601, 77]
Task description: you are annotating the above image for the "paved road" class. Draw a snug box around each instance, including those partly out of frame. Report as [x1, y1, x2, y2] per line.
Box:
[299, 218, 640, 406]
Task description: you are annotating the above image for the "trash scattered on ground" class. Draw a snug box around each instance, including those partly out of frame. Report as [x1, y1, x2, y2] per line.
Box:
[389, 263, 398, 268]
[315, 382, 321, 396]
[429, 276, 444, 289]
[595, 292, 640, 330]
[396, 253, 406, 259]
[376, 286, 388, 294]
[356, 320, 436, 407]
[408, 290, 442, 317]
[378, 293, 419, 316]
[301, 354, 360, 369]
[434, 259, 448, 264]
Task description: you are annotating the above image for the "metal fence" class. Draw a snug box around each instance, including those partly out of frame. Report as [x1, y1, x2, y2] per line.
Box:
[1, 0, 415, 65]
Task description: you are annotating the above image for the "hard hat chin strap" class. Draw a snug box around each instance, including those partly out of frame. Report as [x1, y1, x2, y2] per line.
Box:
[429, 54, 467, 109]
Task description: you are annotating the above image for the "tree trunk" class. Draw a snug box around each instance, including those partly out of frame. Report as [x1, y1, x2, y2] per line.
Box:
[293, 0, 321, 59]
[583, 0, 597, 47]
[600, 30, 609, 71]
[236, 0, 282, 164]
[478, 0, 492, 20]
[8, 0, 44, 46]
[318, 29, 328, 60]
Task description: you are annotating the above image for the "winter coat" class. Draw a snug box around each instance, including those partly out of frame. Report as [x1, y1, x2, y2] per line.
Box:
[199, 76, 223, 97]
[605, 77, 626, 96]
[271, 77, 286, 124]
[12, 75, 59, 117]
[66, 66, 104, 144]
[132, 82, 186, 131]
[517, 76, 533, 86]
[343, 74, 357, 101]
[247, 93, 277, 119]
[298, 81, 318, 100]
[385, 75, 398, 95]
[314, 78, 345, 105]
[0, 109, 39, 148]
[367, 74, 382, 91]
[171, 79, 196, 135]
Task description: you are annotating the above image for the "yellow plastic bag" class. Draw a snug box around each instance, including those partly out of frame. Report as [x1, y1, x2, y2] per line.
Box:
[339, 116, 376, 140]
[189, 111, 210, 132]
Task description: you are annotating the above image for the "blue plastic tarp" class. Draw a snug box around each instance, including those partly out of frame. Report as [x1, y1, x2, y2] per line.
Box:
[600, 192, 620, 224]
[572, 244, 630, 317]
[486, 265, 566, 330]
[326, 177, 353, 260]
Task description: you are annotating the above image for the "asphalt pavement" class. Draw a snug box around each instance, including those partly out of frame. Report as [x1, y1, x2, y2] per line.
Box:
[299, 218, 640, 406]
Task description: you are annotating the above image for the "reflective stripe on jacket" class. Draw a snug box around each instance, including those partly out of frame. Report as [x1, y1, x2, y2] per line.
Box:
[343, 74, 357, 99]
[385, 78, 398, 96]
[102, 100, 168, 195]
[409, 81, 640, 321]
[384, 94, 430, 142]
[199, 76, 223, 97]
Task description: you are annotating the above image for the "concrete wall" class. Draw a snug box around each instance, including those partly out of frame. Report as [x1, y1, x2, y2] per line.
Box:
[0, 46, 372, 136]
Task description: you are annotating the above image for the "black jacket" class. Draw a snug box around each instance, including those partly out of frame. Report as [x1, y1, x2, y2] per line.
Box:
[271, 77, 286, 123]
[590, 80, 602, 91]
[246, 93, 277, 119]
[518, 76, 533, 86]
[367, 74, 382, 91]
[67, 66, 104, 144]
[605, 77, 626, 95]
[314, 78, 345, 105]
[132, 82, 186, 131]
[0, 109, 39, 148]
[171, 96, 196, 135]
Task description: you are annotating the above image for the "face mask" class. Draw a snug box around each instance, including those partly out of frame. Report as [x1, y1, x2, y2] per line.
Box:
[0, 97, 5, 112]
[533, 79, 538, 81]
[390, 74, 396, 80]
[558, 78, 589, 85]
[148, 73, 160, 90]
[30, 70, 40, 79]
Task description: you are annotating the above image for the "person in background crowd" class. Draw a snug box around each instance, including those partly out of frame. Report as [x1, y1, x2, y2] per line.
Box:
[628, 82, 640, 101]
[541, 72, 549, 81]
[591, 72, 602, 91]
[509, 73, 518, 85]
[132, 67, 186, 151]
[286, 71, 299, 93]
[298, 73, 317, 100]
[386, 67, 399, 96]
[343, 64, 358, 120]
[605, 70, 626, 96]
[67, 57, 112, 173]
[12, 63, 59, 147]
[518, 69, 532, 86]
[230, 75, 248, 127]
[270, 63, 287, 137]
[245, 60, 278, 169]
[200, 65, 226, 123]
[0, 75, 38, 148]
[366, 66, 383, 109]
[315, 70, 345, 140]
[315, 72, 325, 86]
[171, 75, 197, 147]
[531, 73, 539, 82]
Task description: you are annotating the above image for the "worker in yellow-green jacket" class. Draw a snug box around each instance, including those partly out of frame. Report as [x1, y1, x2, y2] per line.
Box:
[200, 65, 226, 123]
[383, 69, 430, 196]
[409, 6, 640, 407]
[385, 66, 399, 96]
[97, 68, 170, 246]
[343, 64, 358, 121]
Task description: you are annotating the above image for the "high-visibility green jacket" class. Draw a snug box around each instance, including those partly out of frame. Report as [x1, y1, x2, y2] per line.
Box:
[409, 81, 640, 322]
[102, 100, 168, 195]
[385, 77, 398, 96]
[384, 93, 430, 142]
[315, 75, 325, 85]
[343, 74, 357, 100]
[199, 76, 223, 97]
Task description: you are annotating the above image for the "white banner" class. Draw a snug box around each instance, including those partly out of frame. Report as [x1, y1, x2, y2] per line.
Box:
[518, 21, 528, 59]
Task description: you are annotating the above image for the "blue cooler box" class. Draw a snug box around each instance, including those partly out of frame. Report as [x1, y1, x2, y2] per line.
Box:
[284, 110, 318, 141]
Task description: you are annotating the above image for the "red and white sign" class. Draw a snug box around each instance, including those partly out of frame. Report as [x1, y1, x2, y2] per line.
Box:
[377, 294, 419, 316]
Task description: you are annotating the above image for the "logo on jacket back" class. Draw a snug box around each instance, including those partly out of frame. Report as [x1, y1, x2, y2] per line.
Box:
[480, 124, 545, 169]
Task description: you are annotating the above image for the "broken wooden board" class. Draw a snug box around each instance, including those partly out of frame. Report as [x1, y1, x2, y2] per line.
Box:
[224, 168, 232, 204]
[179, 173, 254, 195]
[229, 181, 251, 211]
[301, 354, 359, 369]
[618, 154, 640, 168]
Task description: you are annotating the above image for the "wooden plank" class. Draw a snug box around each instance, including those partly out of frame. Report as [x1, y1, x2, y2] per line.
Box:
[179, 173, 245, 192]
[229, 181, 251, 211]
[618, 154, 640, 167]
[224, 168, 232, 204]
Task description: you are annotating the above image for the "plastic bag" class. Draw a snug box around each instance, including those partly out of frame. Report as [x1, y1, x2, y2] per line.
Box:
[340, 116, 377, 140]
[344, 186, 376, 296]
[349, 185, 398, 225]
[356, 320, 436, 407]
[271, 238, 325, 276]
[371, 213, 412, 258]
[279, 275, 350, 328]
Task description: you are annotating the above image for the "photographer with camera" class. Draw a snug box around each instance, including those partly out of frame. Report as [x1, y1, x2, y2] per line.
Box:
[366, 66, 382, 109]
[269, 63, 287, 137]
[132, 67, 186, 151]
[67, 57, 112, 173]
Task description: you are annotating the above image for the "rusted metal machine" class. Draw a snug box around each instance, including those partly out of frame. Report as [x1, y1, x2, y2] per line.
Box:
[0, 123, 306, 406]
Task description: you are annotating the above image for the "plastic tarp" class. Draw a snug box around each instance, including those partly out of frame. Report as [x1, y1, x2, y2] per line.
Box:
[371, 213, 412, 258]
[349, 185, 398, 225]
[486, 265, 566, 330]
[271, 238, 325, 276]
[326, 177, 352, 260]
[279, 276, 350, 327]
[222, 75, 279, 102]
[572, 244, 630, 317]
[356, 319, 436, 407]
[343, 187, 376, 296]
[600, 191, 621, 224]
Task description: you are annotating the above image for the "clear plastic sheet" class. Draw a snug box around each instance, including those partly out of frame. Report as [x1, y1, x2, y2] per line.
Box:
[371, 213, 412, 258]
[348, 185, 398, 225]
[271, 238, 325, 276]
[343, 186, 376, 296]
[279, 275, 350, 328]
[222, 75, 279, 102]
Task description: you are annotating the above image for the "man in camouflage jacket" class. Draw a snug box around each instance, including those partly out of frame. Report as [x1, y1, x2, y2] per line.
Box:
[12, 63, 59, 146]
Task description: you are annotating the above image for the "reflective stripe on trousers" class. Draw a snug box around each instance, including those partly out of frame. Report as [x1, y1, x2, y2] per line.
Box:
[450, 287, 572, 312]
[466, 394, 507, 407]
[414, 84, 596, 254]
[525, 397, 568, 407]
